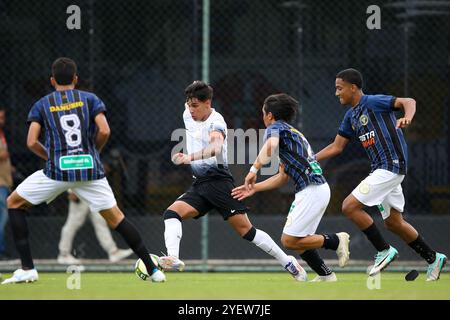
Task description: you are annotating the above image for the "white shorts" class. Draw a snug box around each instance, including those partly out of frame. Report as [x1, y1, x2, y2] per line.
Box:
[283, 183, 331, 237]
[16, 170, 117, 213]
[352, 169, 405, 220]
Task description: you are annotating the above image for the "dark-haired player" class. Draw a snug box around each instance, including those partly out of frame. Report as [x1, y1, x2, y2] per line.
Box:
[316, 68, 446, 280]
[232, 93, 350, 282]
[2, 57, 165, 284]
[156, 81, 307, 281]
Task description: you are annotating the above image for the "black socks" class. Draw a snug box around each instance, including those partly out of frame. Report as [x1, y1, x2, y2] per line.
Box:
[300, 249, 332, 276]
[115, 218, 157, 274]
[408, 235, 436, 264]
[322, 234, 339, 250]
[362, 223, 390, 252]
[9, 209, 34, 270]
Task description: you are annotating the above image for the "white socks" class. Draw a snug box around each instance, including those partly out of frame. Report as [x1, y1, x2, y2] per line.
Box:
[164, 218, 182, 258]
[252, 229, 291, 267]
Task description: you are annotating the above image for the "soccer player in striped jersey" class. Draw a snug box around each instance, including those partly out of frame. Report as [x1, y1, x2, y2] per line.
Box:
[316, 68, 447, 280]
[1, 57, 164, 284]
[232, 93, 350, 282]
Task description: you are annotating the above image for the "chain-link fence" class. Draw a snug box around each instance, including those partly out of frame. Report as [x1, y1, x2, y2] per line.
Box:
[0, 0, 449, 263]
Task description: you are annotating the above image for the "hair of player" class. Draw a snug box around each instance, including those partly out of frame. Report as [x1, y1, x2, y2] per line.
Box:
[184, 81, 213, 102]
[263, 93, 298, 123]
[52, 57, 77, 85]
[336, 68, 363, 89]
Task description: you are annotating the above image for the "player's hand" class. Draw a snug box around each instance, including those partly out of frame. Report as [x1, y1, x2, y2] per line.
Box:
[172, 153, 191, 165]
[396, 117, 412, 129]
[244, 172, 257, 191]
[231, 185, 256, 201]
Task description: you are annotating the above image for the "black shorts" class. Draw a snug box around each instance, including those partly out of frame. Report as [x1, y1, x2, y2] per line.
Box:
[177, 178, 249, 220]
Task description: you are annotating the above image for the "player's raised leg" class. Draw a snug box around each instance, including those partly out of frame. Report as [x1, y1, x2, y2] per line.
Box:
[342, 194, 398, 276]
[73, 178, 165, 282]
[99, 206, 165, 282]
[228, 213, 307, 281]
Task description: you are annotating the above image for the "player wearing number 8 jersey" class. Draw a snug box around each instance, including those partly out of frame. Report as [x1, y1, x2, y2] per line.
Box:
[27, 77, 105, 182]
[2, 57, 165, 284]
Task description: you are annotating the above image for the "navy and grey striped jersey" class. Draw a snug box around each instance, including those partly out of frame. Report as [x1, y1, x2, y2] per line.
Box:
[27, 89, 106, 181]
[264, 121, 326, 193]
[338, 94, 408, 175]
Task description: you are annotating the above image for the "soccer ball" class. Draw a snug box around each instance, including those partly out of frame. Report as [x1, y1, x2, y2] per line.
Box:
[135, 254, 161, 281]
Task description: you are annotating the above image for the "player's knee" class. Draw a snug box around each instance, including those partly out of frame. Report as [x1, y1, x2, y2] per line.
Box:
[384, 217, 403, 232]
[281, 236, 296, 250]
[163, 210, 182, 222]
[342, 197, 357, 217]
[242, 226, 256, 242]
[281, 234, 302, 250]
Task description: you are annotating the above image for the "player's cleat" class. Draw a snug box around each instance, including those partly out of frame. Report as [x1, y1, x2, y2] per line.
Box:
[57, 253, 81, 265]
[158, 255, 186, 272]
[310, 272, 338, 282]
[285, 255, 308, 282]
[336, 232, 350, 267]
[368, 246, 398, 276]
[426, 252, 447, 281]
[1, 269, 39, 284]
[109, 249, 133, 262]
[150, 269, 166, 282]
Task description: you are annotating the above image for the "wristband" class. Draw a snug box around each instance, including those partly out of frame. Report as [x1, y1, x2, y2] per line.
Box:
[250, 165, 259, 174]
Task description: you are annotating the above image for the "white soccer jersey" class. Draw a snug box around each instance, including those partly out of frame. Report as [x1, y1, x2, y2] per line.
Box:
[183, 107, 230, 178]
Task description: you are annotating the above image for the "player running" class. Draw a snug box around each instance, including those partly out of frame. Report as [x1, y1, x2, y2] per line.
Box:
[2, 57, 165, 284]
[232, 93, 350, 282]
[315, 68, 447, 280]
[156, 81, 307, 281]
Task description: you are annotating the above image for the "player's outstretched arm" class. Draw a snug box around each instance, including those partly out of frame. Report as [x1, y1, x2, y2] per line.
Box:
[394, 98, 416, 128]
[243, 136, 280, 191]
[315, 134, 349, 162]
[232, 165, 289, 201]
[27, 122, 48, 160]
[94, 113, 111, 152]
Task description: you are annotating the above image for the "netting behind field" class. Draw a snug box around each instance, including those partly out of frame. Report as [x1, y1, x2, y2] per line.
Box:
[0, 0, 449, 261]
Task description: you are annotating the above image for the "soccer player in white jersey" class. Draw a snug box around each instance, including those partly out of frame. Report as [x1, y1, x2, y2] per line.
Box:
[2, 57, 164, 284]
[156, 81, 307, 281]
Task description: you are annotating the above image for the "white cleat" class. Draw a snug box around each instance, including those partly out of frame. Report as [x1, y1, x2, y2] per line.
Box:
[109, 249, 134, 262]
[150, 269, 166, 282]
[57, 253, 81, 265]
[426, 252, 447, 281]
[158, 255, 185, 272]
[285, 255, 308, 282]
[1, 269, 39, 284]
[336, 232, 350, 267]
[310, 272, 338, 282]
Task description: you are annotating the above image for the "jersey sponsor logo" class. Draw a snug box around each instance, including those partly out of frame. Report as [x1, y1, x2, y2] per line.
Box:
[360, 114, 369, 126]
[60, 155, 94, 170]
[359, 130, 375, 148]
[49, 101, 84, 112]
